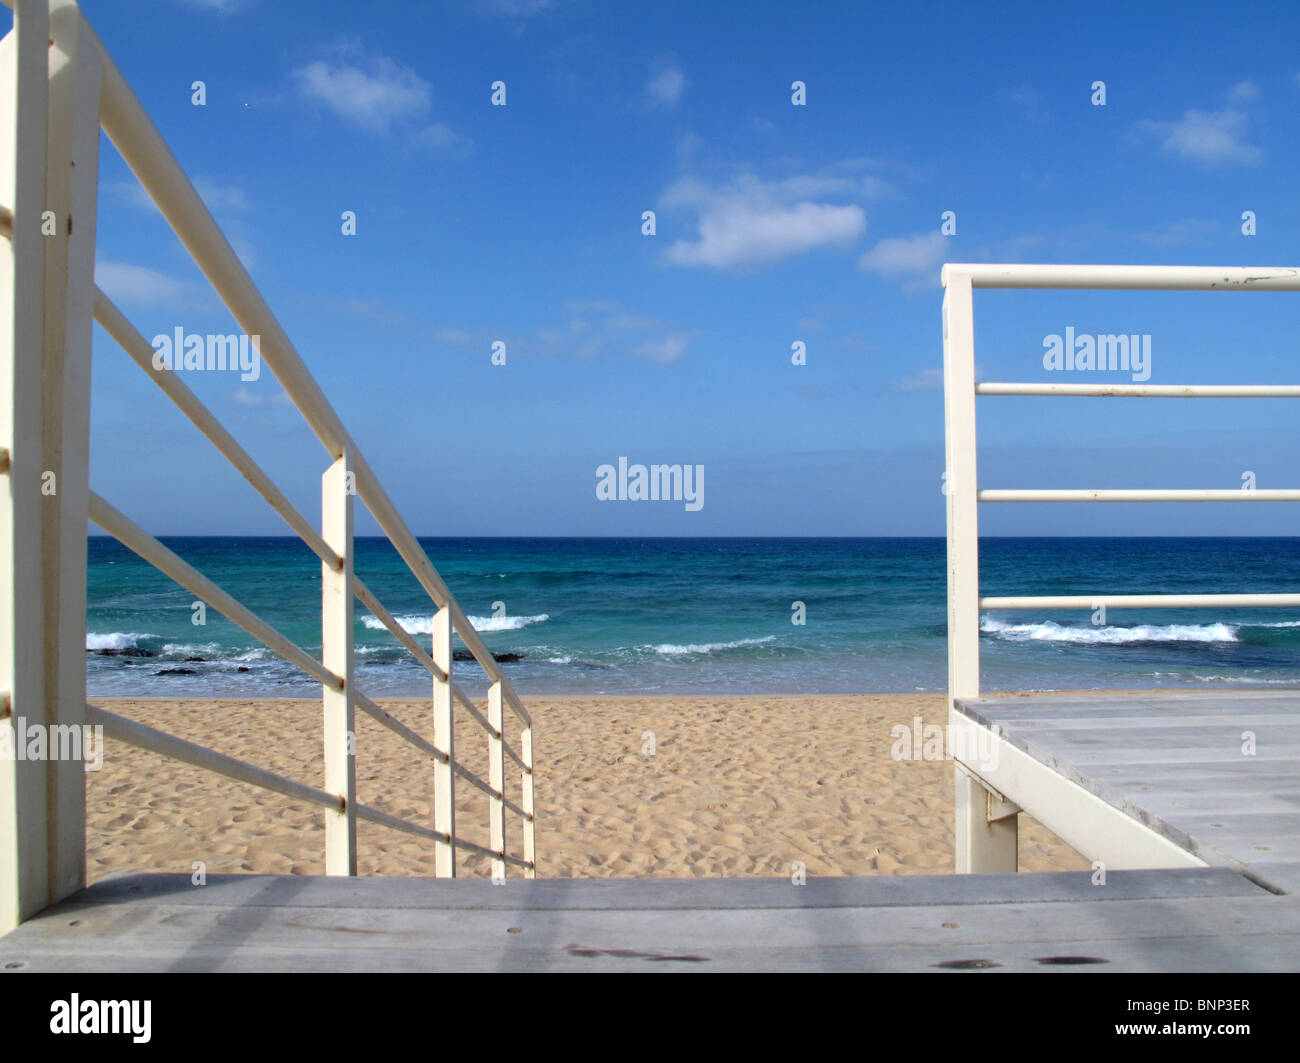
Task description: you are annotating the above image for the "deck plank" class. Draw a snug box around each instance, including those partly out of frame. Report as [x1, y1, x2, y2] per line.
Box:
[0, 870, 1290, 973]
[956, 691, 1300, 895]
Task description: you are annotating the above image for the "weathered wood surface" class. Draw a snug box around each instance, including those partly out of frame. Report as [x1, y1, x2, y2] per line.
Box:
[956, 691, 1300, 894]
[1, 868, 1294, 972]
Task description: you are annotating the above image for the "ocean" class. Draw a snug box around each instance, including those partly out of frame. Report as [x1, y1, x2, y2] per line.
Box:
[85, 536, 1300, 698]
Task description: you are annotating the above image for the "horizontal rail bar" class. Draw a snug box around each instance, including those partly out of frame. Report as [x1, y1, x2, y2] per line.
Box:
[943, 263, 1300, 291]
[978, 489, 1300, 503]
[92, 286, 341, 569]
[353, 580, 447, 682]
[980, 594, 1300, 610]
[88, 492, 342, 690]
[88, 705, 342, 811]
[354, 692, 448, 764]
[976, 382, 1300, 398]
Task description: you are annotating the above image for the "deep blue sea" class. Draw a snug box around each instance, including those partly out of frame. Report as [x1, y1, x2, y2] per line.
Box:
[85, 537, 1300, 698]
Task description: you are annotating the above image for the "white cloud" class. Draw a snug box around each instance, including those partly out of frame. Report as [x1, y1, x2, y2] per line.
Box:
[292, 49, 462, 147]
[661, 174, 868, 270]
[858, 231, 947, 281]
[293, 55, 428, 132]
[178, 0, 251, 12]
[1135, 83, 1263, 165]
[634, 336, 688, 364]
[95, 261, 204, 308]
[648, 66, 687, 109]
[1227, 79, 1260, 104]
[192, 177, 249, 213]
[534, 300, 692, 363]
[892, 368, 944, 392]
[474, 0, 556, 14]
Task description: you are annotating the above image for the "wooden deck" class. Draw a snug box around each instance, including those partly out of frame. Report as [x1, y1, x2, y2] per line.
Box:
[3, 689, 1298, 972]
[0, 867, 1296, 972]
[955, 690, 1300, 894]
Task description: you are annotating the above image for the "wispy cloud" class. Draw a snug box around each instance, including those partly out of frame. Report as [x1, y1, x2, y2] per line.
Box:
[1134, 81, 1263, 165]
[291, 46, 464, 147]
[647, 66, 687, 109]
[660, 172, 877, 270]
[473, 0, 558, 15]
[891, 364, 986, 392]
[177, 0, 252, 12]
[95, 261, 206, 309]
[858, 230, 947, 286]
[531, 300, 692, 363]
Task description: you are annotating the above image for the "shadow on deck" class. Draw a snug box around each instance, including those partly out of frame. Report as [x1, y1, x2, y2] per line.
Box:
[2, 867, 1296, 972]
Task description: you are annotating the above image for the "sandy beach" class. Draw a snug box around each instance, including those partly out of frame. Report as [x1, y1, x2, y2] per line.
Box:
[86, 694, 1088, 881]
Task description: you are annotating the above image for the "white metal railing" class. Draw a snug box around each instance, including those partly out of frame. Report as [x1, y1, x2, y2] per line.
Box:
[941, 259, 1300, 703]
[1, 0, 533, 932]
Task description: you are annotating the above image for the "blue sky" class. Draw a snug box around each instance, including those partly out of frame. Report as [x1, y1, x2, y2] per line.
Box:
[19, 0, 1300, 535]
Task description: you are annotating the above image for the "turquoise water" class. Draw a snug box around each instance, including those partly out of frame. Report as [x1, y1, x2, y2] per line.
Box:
[86, 536, 1300, 697]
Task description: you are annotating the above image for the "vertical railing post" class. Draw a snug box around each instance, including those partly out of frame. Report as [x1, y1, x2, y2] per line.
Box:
[487, 680, 505, 881]
[432, 605, 455, 877]
[321, 447, 356, 875]
[44, 0, 101, 910]
[521, 724, 535, 878]
[1, 0, 51, 935]
[943, 267, 1017, 873]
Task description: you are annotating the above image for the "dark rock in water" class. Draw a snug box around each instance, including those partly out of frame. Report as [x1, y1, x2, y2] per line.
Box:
[93, 647, 154, 658]
[452, 650, 525, 663]
[185, 656, 207, 663]
[236, 666, 251, 673]
[154, 668, 198, 676]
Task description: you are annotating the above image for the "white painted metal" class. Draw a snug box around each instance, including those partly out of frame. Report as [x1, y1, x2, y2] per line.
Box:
[0, 2, 535, 914]
[432, 606, 455, 878]
[942, 271, 1011, 872]
[953, 766, 1017, 874]
[86, 704, 452, 847]
[982, 593, 1300, 610]
[488, 681, 505, 881]
[87, 704, 345, 812]
[981, 488, 1300, 502]
[944, 262, 1300, 291]
[88, 491, 342, 690]
[942, 258, 1300, 878]
[0, 0, 51, 936]
[977, 382, 1300, 398]
[947, 713, 1207, 870]
[83, 19, 531, 724]
[942, 273, 980, 703]
[522, 726, 535, 877]
[321, 451, 356, 876]
[40, 0, 99, 917]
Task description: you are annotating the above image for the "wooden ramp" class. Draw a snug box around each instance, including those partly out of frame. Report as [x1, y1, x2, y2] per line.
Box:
[1, 867, 1297, 972]
[954, 690, 1300, 894]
